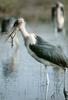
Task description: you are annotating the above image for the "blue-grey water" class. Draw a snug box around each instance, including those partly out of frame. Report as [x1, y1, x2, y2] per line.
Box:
[0, 23, 68, 100]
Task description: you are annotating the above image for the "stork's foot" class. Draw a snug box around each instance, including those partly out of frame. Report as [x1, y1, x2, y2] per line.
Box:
[63, 88, 68, 100]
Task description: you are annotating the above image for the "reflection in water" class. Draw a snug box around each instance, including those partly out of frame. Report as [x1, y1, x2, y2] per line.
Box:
[2, 57, 16, 77]
[2, 35, 19, 77]
[39, 64, 49, 100]
[0, 92, 4, 100]
[52, 68, 62, 99]
[40, 65, 46, 100]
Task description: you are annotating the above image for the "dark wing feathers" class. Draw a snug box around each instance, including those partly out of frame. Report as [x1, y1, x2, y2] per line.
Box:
[29, 36, 68, 68]
[51, 6, 56, 21]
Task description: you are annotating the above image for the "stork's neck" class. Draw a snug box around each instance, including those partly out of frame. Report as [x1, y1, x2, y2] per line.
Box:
[57, 7, 62, 17]
[20, 24, 36, 46]
[20, 24, 29, 40]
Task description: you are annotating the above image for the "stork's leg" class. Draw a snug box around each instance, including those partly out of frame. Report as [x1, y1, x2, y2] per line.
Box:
[63, 69, 68, 100]
[45, 65, 49, 100]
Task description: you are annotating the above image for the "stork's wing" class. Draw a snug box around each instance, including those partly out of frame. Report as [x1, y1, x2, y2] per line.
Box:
[29, 36, 68, 68]
[51, 6, 56, 21]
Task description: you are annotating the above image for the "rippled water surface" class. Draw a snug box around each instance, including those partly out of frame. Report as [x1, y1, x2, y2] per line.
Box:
[0, 23, 68, 100]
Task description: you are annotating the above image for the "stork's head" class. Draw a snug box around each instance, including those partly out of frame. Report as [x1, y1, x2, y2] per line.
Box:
[56, 1, 64, 9]
[13, 17, 25, 30]
[6, 17, 28, 41]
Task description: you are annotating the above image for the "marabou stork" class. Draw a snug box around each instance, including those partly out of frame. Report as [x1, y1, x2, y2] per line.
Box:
[8, 17, 68, 99]
[1, 17, 19, 75]
[1, 17, 17, 47]
[1, 17, 16, 33]
[51, 1, 64, 33]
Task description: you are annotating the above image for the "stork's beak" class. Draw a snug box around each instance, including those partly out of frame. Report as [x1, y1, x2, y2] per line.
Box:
[6, 20, 19, 41]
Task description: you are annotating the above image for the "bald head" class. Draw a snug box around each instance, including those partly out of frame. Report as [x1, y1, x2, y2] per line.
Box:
[56, 1, 64, 8]
[14, 17, 25, 27]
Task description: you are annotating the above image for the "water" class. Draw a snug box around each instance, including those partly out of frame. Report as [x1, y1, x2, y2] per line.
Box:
[0, 23, 68, 100]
